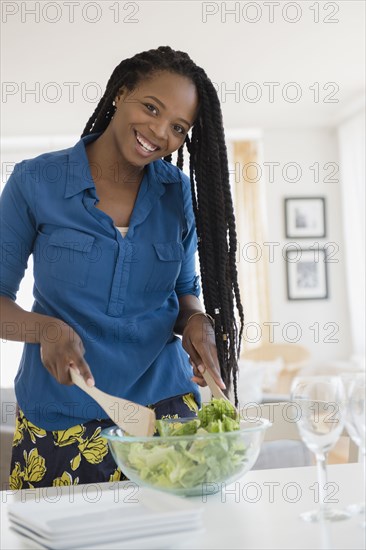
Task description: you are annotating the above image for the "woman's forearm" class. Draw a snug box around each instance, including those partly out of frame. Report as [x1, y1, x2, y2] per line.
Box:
[0, 296, 63, 344]
[174, 294, 205, 335]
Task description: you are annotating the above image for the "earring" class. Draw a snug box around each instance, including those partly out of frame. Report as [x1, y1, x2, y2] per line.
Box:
[112, 100, 116, 107]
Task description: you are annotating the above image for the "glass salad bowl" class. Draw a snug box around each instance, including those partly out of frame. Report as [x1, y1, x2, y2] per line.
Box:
[102, 415, 271, 497]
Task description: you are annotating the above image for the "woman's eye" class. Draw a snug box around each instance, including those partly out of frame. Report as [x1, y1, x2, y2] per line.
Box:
[174, 125, 185, 135]
[144, 103, 157, 114]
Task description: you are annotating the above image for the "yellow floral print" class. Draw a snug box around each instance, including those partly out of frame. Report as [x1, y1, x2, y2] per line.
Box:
[54, 425, 108, 471]
[70, 453, 82, 471]
[23, 448, 47, 487]
[13, 409, 47, 446]
[53, 471, 79, 486]
[9, 462, 23, 490]
[9, 448, 47, 489]
[109, 468, 122, 482]
[12, 425, 24, 447]
[182, 393, 199, 413]
[52, 425, 85, 447]
[77, 427, 108, 464]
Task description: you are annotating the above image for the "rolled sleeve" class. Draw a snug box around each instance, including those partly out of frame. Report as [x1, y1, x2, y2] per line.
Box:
[0, 162, 36, 300]
[174, 170, 201, 298]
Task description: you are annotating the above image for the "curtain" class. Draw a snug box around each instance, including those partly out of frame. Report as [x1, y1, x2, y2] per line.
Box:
[337, 109, 366, 357]
[232, 141, 271, 352]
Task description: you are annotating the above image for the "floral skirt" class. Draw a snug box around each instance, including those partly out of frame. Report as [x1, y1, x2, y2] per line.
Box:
[9, 393, 199, 489]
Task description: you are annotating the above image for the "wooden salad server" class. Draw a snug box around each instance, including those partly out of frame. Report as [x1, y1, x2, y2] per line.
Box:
[201, 368, 232, 402]
[201, 368, 240, 413]
[69, 369, 156, 437]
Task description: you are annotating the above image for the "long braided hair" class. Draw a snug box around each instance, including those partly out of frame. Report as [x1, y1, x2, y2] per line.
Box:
[81, 46, 244, 405]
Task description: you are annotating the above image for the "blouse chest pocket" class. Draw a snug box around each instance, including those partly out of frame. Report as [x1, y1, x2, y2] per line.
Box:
[145, 242, 184, 292]
[46, 228, 96, 287]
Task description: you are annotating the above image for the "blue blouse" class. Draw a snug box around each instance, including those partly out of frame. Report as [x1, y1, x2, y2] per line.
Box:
[0, 132, 202, 429]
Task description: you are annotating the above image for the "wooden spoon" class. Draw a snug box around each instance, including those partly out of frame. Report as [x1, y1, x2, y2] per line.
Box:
[69, 369, 156, 437]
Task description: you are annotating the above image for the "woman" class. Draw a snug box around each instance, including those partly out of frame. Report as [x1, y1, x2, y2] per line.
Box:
[0, 46, 244, 488]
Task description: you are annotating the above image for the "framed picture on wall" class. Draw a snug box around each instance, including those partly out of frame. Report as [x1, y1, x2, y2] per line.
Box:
[285, 197, 326, 238]
[285, 248, 329, 300]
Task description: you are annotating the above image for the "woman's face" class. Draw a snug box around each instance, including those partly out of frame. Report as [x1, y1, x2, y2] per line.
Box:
[108, 70, 199, 167]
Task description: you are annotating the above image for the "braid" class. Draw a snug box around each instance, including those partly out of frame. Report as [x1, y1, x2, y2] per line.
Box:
[177, 145, 184, 170]
[81, 46, 244, 406]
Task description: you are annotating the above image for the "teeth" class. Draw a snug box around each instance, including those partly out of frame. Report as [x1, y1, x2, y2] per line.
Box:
[136, 132, 158, 152]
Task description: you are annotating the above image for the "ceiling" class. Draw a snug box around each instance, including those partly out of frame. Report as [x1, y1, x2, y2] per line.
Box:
[1, 0, 365, 136]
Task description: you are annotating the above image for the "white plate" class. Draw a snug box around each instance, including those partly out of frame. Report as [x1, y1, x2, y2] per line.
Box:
[11, 525, 206, 550]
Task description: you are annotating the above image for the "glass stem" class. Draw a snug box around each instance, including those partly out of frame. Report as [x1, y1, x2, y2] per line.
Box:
[315, 451, 328, 518]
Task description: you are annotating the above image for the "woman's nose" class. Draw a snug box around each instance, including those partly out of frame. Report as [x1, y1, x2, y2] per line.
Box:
[149, 120, 169, 142]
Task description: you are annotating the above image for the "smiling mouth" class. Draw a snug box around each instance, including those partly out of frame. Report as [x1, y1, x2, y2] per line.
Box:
[134, 130, 160, 153]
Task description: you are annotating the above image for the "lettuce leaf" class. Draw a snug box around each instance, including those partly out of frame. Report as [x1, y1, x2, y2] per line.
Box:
[155, 418, 200, 437]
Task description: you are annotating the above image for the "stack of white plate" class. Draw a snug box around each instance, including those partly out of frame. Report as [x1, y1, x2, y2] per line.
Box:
[8, 485, 205, 549]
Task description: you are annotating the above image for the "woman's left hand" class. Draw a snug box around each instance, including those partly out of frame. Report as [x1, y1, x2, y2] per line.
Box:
[182, 314, 226, 390]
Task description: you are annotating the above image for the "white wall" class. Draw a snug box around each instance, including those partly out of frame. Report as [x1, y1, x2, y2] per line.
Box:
[261, 128, 352, 361]
[2, 1, 364, 132]
[337, 109, 366, 356]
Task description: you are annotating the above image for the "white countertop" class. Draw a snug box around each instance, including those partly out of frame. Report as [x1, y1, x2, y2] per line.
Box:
[1, 463, 365, 550]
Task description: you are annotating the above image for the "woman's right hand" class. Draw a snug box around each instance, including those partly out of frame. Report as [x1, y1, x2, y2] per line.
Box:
[39, 320, 94, 386]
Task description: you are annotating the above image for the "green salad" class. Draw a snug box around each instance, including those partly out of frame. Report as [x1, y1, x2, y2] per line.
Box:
[113, 399, 248, 491]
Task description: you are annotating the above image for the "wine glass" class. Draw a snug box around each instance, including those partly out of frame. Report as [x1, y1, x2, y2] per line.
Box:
[291, 375, 351, 522]
[344, 373, 365, 520]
